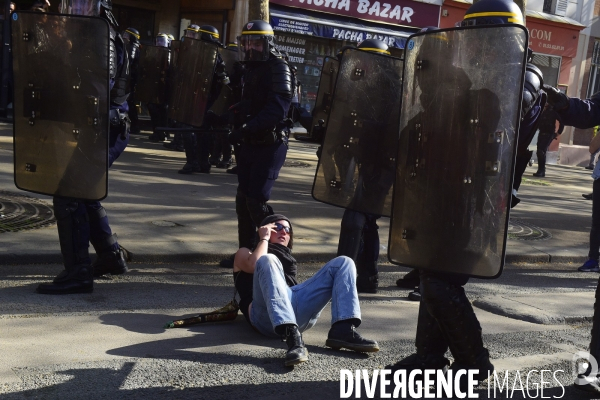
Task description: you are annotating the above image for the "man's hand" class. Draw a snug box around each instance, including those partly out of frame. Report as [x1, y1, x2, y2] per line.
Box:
[257, 224, 275, 242]
[543, 84, 570, 111]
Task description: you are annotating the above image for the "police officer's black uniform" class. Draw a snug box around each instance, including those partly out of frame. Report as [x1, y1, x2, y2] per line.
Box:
[37, 0, 131, 294]
[123, 27, 140, 134]
[232, 21, 293, 250]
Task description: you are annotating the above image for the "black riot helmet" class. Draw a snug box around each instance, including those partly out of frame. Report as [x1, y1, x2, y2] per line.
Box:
[356, 39, 390, 55]
[238, 20, 279, 62]
[123, 27, 140, 44]
[199, 25, 220, 43]
[59, 0, 119, 27]
[461, 0, 524, 27]
[184, 24, 200, 40]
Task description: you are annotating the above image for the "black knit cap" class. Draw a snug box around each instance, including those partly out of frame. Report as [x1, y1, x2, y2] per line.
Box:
[260, 214, 293, 249]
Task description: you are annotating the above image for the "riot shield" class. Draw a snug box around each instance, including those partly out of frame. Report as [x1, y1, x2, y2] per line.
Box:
[311, 49, 403, 217]
[306, 57, 339, 142]
[168, 38, 218, 127]
[388, 25, 528, 278]
[136, 45, 170, 104]
[12, 11, 109, 200]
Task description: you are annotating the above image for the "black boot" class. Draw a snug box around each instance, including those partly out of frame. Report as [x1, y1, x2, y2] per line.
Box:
[178, 162, 201, 174]
[279, 324, 308, 367]
[356, 274, 378, 294]
[37, 265, 93, 294]
[37, 198, 93, 294]
[449, 349, 494, 392]
[396, 268, 420, 288]
[532, 169, 545, 177]
[326, 320, 379, 352]
[93, 249, 128, 277]
[91, 233, 128, 277]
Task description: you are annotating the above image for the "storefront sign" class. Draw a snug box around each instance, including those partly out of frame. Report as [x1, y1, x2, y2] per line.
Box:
[527, 20, 580, 59]
[270, 0, 439, 28]
[271, 15, 407, 48]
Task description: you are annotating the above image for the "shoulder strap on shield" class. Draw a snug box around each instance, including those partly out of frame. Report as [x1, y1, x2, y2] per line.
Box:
[269, 58, 294, 99]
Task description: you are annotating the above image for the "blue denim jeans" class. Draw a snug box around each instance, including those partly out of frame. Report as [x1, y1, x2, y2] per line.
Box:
[249, 254, 361, 338]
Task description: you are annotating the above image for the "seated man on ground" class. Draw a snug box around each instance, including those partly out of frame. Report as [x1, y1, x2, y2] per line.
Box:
[233, 214, 379, 366]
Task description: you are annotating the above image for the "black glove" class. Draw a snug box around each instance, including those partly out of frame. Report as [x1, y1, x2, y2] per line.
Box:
[543, 84, 570, 111]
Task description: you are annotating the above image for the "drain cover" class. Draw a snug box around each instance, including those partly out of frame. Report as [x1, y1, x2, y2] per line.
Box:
[0, 191, 55, 233]
[508, 219, 552, 241]
[283, 160, 311, 168]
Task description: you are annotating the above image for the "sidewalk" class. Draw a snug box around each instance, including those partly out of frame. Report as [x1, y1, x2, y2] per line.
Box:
[0, 123, 594, 265]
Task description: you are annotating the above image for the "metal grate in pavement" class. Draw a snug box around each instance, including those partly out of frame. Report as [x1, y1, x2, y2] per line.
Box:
[508, 219, 552, 241]
[0, 191, 55, 233]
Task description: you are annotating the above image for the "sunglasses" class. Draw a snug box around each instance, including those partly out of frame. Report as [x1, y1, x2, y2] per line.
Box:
[274, 222, 291, 234]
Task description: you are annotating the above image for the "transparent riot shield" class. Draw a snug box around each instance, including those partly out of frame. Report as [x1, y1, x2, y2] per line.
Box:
[168, 38, 218, 127]
[12, 11, 109, 200]
[136, 45, 170, 104]
[309, 57, 339, 142]
[388, 25, 528, 278]
[311, 49, 403, 217]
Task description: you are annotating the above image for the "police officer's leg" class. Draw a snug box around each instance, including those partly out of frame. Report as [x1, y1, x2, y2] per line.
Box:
[37, 197, 93, 294]
[86, 201, 127, 277]
[236, 189, 259, 250]
[179, 132, 200, 174]
[147, 103, 165, 141]
[127, 97, 139, 134]
[355, 214, 380, 293]
[421, 271, 493, 387]
[512, 150, 533, 208]
[337, 209, 364, 261]
[534, 132, 552, 177]
[386, 298, 450, 373]
[210, 132, 221, 165]
[197, 131, 213, 172]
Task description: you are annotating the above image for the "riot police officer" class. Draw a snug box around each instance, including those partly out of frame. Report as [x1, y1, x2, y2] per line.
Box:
[543, 85, 600, 394]
[230, 20, 293, 253]
[335, 39, 396, 294]
[37, 0, 131, 294]
[123, 27, 140, 134]
[147, 33, 172, 142]
[386, 0, 543, 388]
[178, 24, 225, 174]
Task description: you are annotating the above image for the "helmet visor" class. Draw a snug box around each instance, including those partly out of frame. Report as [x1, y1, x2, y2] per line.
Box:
[59, 0, 100, 16]
[238, 34, 269, 62]
[156, 36, 170, 47]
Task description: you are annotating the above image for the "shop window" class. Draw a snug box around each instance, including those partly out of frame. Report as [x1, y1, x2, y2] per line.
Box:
[273, 32, 355, 113]
[531, 53, 561, 88]
[587, 41, 600, 98]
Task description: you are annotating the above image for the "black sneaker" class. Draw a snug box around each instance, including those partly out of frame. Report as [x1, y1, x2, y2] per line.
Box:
[583, 193, 593, 200]
[326, 323, 379, 353]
